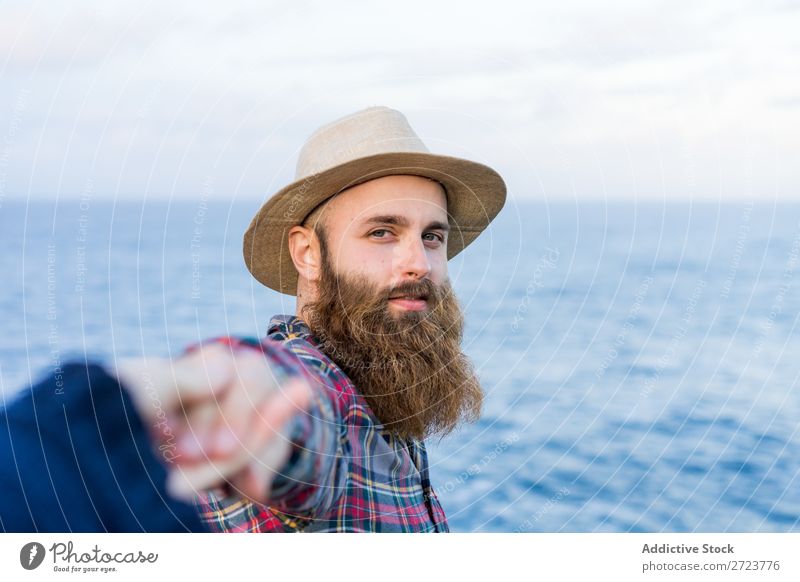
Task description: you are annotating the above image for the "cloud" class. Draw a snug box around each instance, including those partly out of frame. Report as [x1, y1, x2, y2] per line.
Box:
[0, 0, 797, 200]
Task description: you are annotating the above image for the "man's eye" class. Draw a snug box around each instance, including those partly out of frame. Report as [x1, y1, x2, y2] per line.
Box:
[423, 232, 444, 243]
[370, 229, 389, 238]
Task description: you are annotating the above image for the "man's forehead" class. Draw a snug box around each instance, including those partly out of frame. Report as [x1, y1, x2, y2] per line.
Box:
[322, 175, 449, 228]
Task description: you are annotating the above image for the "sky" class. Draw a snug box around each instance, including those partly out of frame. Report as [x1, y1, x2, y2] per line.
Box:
[0, 0, 798, 203]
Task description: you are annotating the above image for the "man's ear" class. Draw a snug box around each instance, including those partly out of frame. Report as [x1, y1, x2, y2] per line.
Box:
[287, 225, 322, 283]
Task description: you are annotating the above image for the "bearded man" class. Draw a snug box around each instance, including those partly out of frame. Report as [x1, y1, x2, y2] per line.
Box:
[0, 106, 505, 533]
[177, 106, 507, 532]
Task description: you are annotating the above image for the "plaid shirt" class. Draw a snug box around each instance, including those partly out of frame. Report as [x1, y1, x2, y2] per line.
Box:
[193, 315, 449, 533]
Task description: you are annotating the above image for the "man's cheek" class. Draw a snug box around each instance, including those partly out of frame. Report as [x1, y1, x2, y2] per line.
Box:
[349, 268, 389, 293]
[432, 259, 448, 282]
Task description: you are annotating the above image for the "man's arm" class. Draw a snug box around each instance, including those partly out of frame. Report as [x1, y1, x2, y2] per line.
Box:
[185, 337, 349, 528]
[0, 334, 341, 532]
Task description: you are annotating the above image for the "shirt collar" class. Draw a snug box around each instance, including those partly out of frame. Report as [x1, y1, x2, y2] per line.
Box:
[267, 314, 317, 343]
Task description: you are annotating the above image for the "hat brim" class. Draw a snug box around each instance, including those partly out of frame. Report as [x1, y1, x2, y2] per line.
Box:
[243, 151, 507, 295]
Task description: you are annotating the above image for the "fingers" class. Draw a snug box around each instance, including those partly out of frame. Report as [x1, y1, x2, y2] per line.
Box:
[173, 400, 220, 458]
[176, 350, 274, 462]
[168, 376, 313, 502]
[227, 462, 279, 506]
[167, 454, 245, 501]
[227, 388, 304, 504]
[166, 403, 294, 501]
[207, 350, 276, 457]
[224, 378, 311, 502]
[114, 343, 236, 424]
[168, 343, 236, 407]
[239, 377, 312, 458]
[168, 433, 292, 503]
[232, 465, 268, 505]
[115, 341, 316, 503]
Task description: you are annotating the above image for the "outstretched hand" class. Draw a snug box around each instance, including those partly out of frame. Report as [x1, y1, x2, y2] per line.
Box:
[114, 343, 312, 504]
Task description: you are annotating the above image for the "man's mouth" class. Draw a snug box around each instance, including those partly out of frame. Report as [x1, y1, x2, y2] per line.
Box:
[388, 293, 428, 311]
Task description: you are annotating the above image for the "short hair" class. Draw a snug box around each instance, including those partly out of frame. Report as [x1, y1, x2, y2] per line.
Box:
[302, 197, 330, 236]
[301, 201, 331, 261]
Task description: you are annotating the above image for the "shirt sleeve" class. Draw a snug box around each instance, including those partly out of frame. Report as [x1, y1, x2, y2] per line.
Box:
[188, 336, 349, 529]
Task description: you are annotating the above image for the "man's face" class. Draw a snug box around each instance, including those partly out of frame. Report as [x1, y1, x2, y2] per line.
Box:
[298, 175, 483, 441]
[309, 174, 450, 317]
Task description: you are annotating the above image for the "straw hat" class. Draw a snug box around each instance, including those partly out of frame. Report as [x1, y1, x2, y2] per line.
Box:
[243, 106, 507, 295]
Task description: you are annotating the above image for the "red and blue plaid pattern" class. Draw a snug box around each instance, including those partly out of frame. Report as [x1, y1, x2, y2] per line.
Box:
[193, 315, 449, 532]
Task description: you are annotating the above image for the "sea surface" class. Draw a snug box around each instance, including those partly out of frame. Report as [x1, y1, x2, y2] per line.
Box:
[1, 199, 799, 532]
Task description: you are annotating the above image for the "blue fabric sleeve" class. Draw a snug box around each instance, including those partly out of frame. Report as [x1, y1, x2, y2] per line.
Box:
[0, 361, 207, 532]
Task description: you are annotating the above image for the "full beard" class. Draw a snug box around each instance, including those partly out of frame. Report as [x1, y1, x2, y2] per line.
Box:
[299, 247, 483, 441]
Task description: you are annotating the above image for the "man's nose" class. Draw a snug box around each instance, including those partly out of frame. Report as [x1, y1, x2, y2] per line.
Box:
[392, 235, 432, 280]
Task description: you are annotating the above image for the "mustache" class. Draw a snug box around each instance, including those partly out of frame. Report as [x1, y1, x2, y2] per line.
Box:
[385, 279, 436, 301]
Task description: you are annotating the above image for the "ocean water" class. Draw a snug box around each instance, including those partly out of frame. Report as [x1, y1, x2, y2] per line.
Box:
[1, 199, 799, 532]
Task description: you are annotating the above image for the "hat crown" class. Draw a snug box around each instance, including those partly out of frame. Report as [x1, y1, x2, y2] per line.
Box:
[295, 106, 430, 179]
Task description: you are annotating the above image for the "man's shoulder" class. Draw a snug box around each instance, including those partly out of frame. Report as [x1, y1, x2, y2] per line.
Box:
[265, 317, 358, 404]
